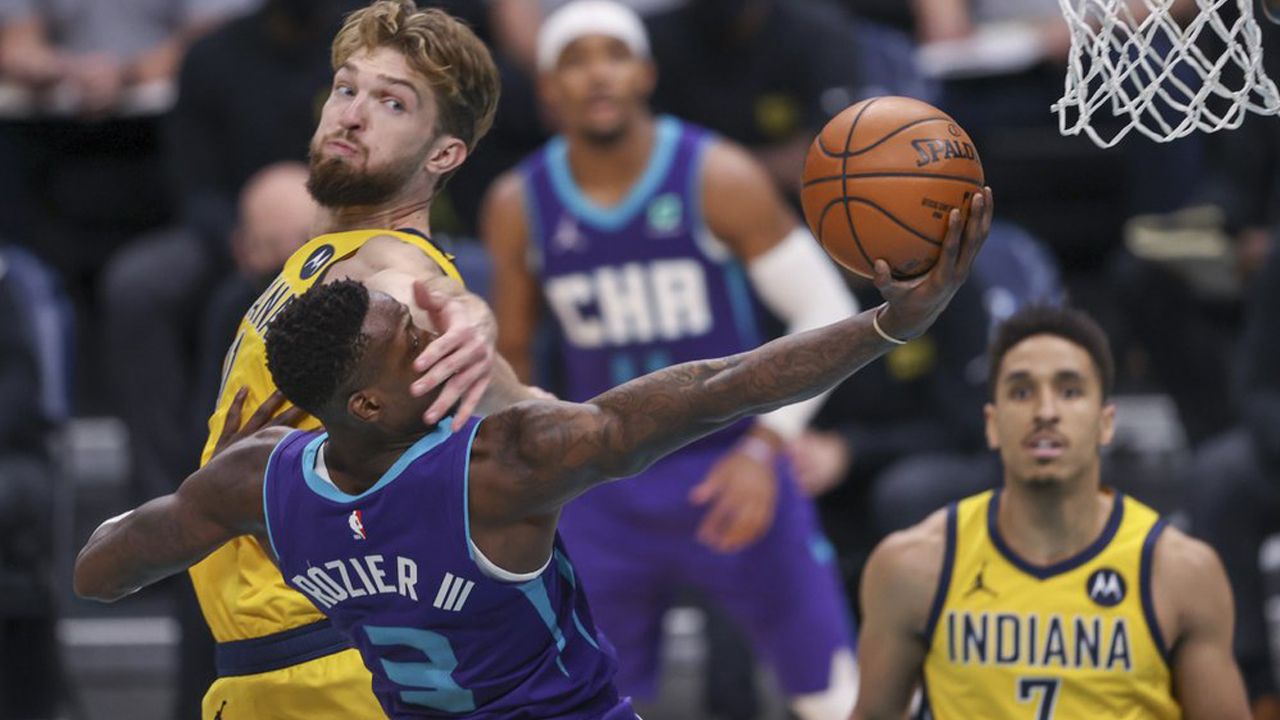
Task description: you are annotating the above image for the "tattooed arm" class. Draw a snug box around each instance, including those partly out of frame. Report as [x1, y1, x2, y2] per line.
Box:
[467, 190, 993, 551]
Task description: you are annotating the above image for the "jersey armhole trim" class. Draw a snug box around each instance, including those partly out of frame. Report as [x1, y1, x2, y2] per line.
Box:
[262, 430, 299, 562]
[922, 502, 958, 644]
[460, 419, 548, 583]
[1140, 516, 1172, 663]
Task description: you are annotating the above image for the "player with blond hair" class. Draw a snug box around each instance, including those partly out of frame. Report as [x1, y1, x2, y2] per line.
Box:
[184, 2, 537, 716]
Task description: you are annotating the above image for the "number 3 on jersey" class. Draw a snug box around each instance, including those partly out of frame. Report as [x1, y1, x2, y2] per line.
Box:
[1017, 677, 1061, 720]
[365, 625, 475, 712]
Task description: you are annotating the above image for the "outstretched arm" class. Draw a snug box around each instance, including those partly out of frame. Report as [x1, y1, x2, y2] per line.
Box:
[470, 190, 993, 521]
[74, 392, 297, 602]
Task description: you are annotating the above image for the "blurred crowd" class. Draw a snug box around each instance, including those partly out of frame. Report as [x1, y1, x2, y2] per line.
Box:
[1, 0, 1279, 718]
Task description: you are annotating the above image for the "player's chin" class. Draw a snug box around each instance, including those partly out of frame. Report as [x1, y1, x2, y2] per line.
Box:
[580, 115, 628, 144]
[1019, 471, 1067, 489]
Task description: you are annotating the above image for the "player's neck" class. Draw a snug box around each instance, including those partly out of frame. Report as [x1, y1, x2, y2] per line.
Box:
[313, 196, 433, 238]
[319, 428, 422, 495]
[565, 115, 656, 201]
[996, 473, 1112, 566]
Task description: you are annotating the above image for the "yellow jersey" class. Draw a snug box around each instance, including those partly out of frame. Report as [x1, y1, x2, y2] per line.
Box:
[921, 489, 1181, 720]
[190, 229, 460, 642]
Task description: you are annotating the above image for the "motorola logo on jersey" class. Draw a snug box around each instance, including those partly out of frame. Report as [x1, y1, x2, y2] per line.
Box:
[299, 243, 336, 280]
[1087, 568, 1127, 607]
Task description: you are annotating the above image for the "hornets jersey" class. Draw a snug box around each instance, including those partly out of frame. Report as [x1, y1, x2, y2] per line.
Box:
[521, 115, 762, 404]
[191, 229, 461, 643]
[921, 489, 1180, 720]
[262, 421, 625, 718]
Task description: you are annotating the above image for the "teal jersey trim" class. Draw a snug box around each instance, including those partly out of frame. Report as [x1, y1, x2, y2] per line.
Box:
[546, 116, 682, 232]
[461, 418, 485, 560]
[300, 419, 454, 504]
[261, 430, 300, 560]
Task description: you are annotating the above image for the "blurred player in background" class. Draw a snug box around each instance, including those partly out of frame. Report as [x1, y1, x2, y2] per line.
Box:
[185, 2, 541, 717]
[482, 2, 860, 717]
[852, 305, 1250, 720]
[75, 185, 991, 718]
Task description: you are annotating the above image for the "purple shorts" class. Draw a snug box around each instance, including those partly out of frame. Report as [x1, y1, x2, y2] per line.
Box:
[558, 439, 855, 698]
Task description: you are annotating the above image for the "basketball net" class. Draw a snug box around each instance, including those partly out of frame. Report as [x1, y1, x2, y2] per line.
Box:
[1055, 0, 1280, 147]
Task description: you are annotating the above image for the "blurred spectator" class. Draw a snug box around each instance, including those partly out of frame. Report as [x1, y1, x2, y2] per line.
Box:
[646, 0, 863, 197]
[1188, 240, 1280, 717]
[195, 162, 315, 419]
[0, 0, 256, 413]
[169, 0, 342, 256]
[0, 245, 72, 720]
[0, 0, 255, 117]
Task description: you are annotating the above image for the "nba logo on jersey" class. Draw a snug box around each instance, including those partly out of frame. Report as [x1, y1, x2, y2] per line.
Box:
[300, 243, 336, 280]
[349, 510, 367, 540]
[1087, 568, 1126, 607]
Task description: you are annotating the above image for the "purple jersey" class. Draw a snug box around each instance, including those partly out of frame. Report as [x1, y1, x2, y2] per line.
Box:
[522, 116, 762, 408]
[262, 419, 626, 719]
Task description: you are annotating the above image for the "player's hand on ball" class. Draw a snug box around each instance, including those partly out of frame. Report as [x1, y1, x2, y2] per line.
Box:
[689, 441, 780, 553]
[212, 388, 307, 458]
[410, 280, 496, 429]
[875, 186, 993, 341]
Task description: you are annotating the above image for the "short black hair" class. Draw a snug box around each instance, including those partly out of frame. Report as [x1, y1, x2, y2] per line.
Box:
[987, 305, 1115, 399]
[265, 280, 372, 417]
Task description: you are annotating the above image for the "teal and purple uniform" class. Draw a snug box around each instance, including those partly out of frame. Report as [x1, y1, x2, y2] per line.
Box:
[263, 420, 633, 718]
[519, 116, 854, 697]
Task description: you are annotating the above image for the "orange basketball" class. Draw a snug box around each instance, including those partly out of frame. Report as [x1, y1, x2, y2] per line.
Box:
[800, 96, 984, 279]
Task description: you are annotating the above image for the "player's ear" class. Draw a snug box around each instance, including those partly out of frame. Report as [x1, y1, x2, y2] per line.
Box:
[984, 402, 1000, 450]
[348, 390, 382, 424]
[425, 135, 467, 178]
[1098, 400, 1117, 447]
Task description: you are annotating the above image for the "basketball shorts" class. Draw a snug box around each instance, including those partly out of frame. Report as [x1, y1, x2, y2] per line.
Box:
[202, 647, 382, 719]
[558, 446, 855, 698]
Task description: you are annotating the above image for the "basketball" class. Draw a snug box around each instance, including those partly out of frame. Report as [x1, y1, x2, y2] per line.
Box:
[800, 96, 985, 279]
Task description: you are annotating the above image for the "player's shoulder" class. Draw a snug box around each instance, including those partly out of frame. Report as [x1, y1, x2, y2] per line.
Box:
[484, 168, 528, 212]
[700, 138, 770, 187]
[338, 232, 449, 278]
[863, 507, 950, 611]
[481, 170, 531, 245]
[214, 426, 295, 473]
[1151, 524, 1228, 592]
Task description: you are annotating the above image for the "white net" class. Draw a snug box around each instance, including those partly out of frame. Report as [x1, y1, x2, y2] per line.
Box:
[1055, 0, 1280, 147]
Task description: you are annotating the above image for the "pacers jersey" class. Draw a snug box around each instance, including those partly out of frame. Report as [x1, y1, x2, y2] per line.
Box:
[191, 229, 461, 643]
[521, 115, 762, 407]
[262, 420, 623, 718]
[921, 489, 1180, 720]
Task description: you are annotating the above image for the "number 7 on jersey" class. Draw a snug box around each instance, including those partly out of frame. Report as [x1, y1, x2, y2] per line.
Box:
[1017, 677, 1061, 720]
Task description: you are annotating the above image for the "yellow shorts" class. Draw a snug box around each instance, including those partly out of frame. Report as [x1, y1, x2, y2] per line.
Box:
[201, 648, 384, 719]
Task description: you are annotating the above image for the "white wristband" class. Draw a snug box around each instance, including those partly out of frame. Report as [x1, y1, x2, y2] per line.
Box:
[737, 435, 777, 465]
[873, 304, 909, 345]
